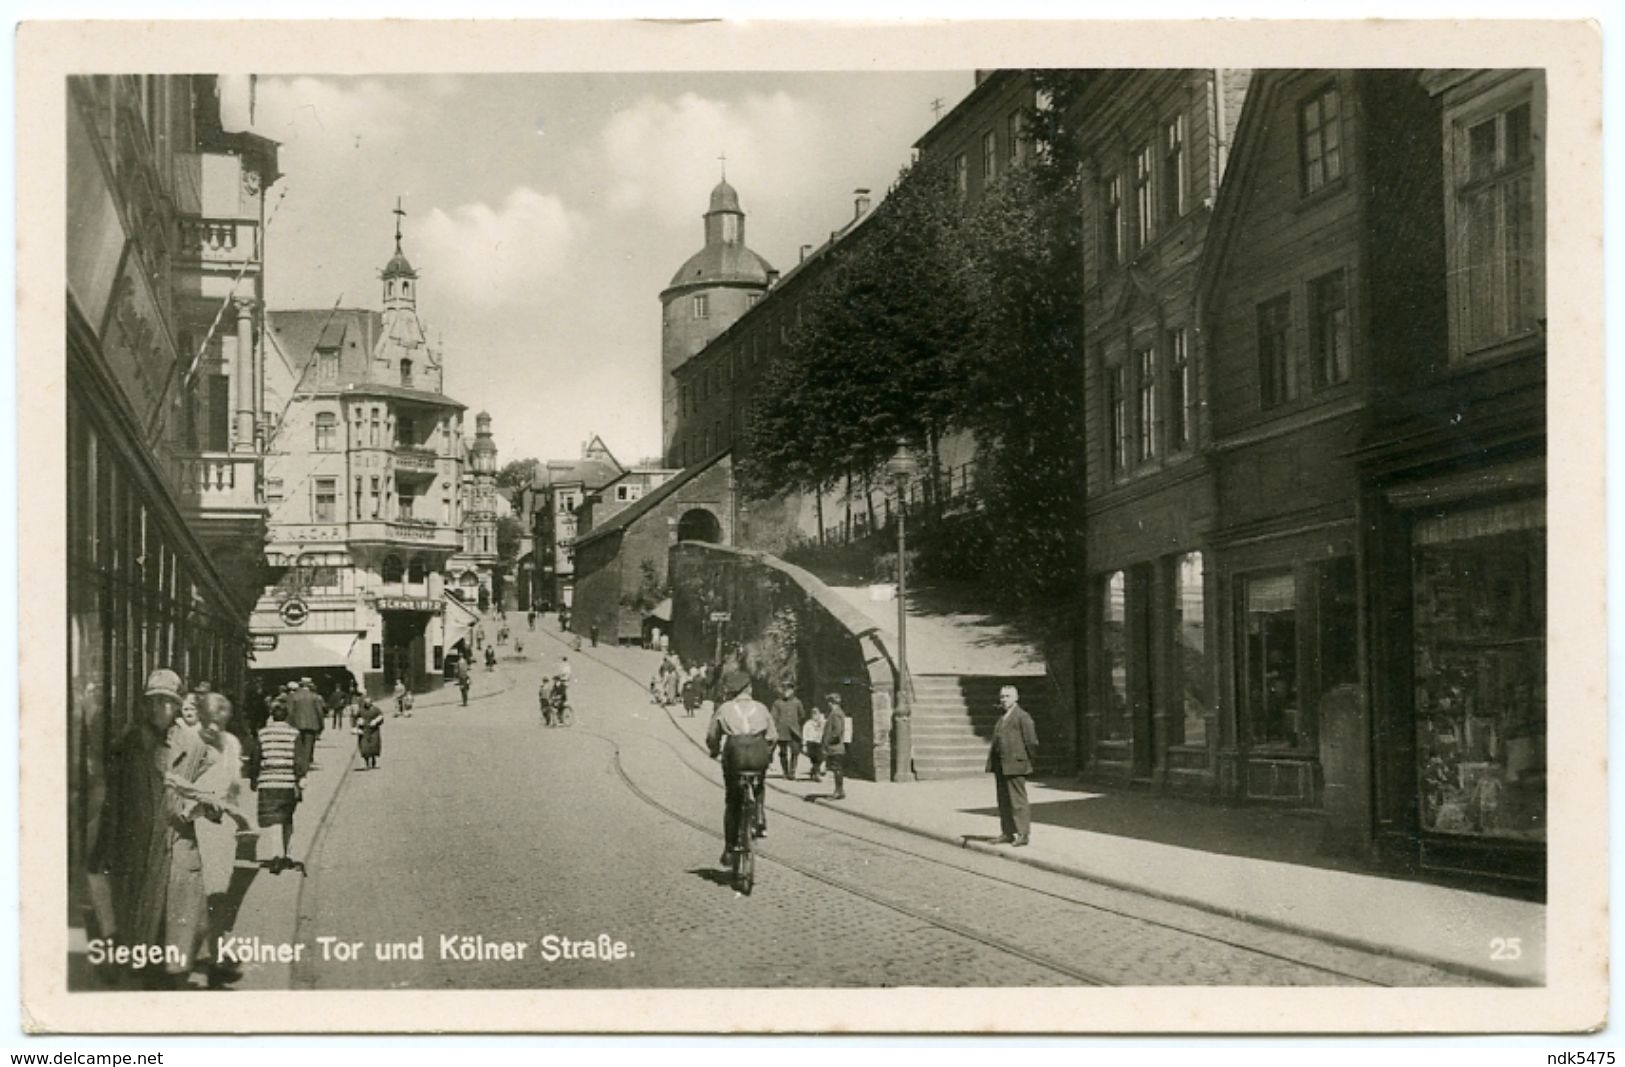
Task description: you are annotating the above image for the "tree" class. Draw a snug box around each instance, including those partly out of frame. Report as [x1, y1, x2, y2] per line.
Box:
[738, 161, 972, 501]
[495, 515, 526, 565]
[495, 457, 540, 493]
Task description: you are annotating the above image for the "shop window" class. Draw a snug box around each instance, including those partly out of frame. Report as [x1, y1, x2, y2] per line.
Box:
[1413, 502, 1545, 841]
[1310, 269, 1351, 388]
[1299, 82, 1344, 194]
[1257, 294, 1295, 409]
[1100, 571, 1129, 742]
[382, 555, 404, 583]
[1241, 571, 1301, 748]
[1170, 551, 1208, 747]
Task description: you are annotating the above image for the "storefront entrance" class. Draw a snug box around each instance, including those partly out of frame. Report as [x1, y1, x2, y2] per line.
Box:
[381, 610, 431, 692]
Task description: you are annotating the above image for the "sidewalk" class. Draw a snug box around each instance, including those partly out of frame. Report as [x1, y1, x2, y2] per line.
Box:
[582, 642, 1544, 987]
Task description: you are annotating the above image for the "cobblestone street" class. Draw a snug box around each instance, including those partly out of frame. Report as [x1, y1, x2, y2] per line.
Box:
[284, 629, 1472, 990]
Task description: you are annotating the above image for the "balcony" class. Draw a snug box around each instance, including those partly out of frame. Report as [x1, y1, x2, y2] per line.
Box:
[394, 446, 440, 478]
[178, 217, 259, 267]
[348, 519, 461, 551]
[177, 451, 261, 514]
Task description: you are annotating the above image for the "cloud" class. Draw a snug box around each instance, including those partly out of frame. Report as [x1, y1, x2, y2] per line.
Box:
[595, 91, 832, 229]
[253, 76, 409, 151]
[414, 187, 584, 308]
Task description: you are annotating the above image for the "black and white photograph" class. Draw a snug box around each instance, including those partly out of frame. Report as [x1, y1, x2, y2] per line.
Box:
[18, 18, 1606, 1034]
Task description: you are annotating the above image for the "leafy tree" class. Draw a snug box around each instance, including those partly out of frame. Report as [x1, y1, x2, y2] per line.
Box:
[495, 514, 526, 565]
[495, 457, 540, 493]
[739, 162, 971, 500]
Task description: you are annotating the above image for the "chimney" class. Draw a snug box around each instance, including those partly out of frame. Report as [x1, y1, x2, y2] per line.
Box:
[854, 188, 872, 219]
[799, 244, 814, 263]
[766, 269, 780, 288]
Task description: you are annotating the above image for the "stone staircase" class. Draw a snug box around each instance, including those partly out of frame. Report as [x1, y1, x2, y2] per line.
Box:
[909, 673, 1058, 780]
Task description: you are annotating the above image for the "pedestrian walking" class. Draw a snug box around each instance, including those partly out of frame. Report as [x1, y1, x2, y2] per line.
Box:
[288, 678, 325, 772]
[681, 667, 702, 719]
[250, 699, 308, 874]
[802, 704, 827, 781]
[191, 692, 251, 987]
[770, 683, 805, 780]
[457, 661, 471, 706]
[354, 698, 384, 769]
[987, 684, 1039, 846]
[393, 679, 415, 718]
[89, 668, 211, 989]
[527, 608, 536, 631]
[539, 677, 555, 726]
[327, 683, 349, 730]
[589, 622, 599, 648]
[821, 694, 848, 800]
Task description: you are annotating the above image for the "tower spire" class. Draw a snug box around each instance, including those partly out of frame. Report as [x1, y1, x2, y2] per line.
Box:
[393, 195, 406, 252]
[718, 152, 727, 182]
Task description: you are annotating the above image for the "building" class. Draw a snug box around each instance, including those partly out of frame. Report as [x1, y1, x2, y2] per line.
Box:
[447, 410, 501, 610]
[528, 435, 625, 611]
[660, 176, 775, 465]
[67, 74, 280, 953]
[1356, 69, 1547, 886]
[1073, 70, 1250, 793]
[251, 221, 470, 696]
[571, 451, 735, 644]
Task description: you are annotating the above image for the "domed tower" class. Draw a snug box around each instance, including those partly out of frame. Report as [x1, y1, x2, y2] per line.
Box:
[659, 175, 775, 465]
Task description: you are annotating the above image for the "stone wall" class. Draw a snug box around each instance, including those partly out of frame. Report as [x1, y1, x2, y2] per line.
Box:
[669, 542, 897, 781]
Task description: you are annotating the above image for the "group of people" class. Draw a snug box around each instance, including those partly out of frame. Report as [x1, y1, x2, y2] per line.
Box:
[650, 653, 723, 719]
[537, 656, 572, 726]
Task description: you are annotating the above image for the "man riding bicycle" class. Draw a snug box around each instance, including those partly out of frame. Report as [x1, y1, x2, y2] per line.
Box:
[705, 669, 776, 867]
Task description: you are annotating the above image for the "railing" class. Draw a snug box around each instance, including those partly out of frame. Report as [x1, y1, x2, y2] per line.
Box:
[177, 451, 260, 512]
[346, 520, 461, 548]
[394, 446, 439, 474]
[178, 217, 258, 264]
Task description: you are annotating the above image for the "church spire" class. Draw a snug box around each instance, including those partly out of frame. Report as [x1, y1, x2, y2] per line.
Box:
[382, 196, 418, 310]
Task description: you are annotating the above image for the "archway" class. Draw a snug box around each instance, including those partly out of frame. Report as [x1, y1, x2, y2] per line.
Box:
[676, 508, 722, 544]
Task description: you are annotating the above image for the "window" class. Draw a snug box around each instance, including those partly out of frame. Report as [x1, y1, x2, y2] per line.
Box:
[398, 494, 415, 520]
[1008, 109, 1026, 164]
[1103, 173, 1124, 267]
[1412, 502, 1545, 840]
[1453, 94, 1541, 356]
[982, 129, 997, 183]
[370, 407, 381, 447]
[720, 214, 739, 243]
[1310, 269, 1351, 387]
[1108, 363, 1128, 476]
[265, 478, 284, 505]
[1135, 347, 1157, 462]
[407, 558, 426, 584]
[1170, 551, 1207, 747]
[954, 153, 968, 198]
[748, 292, 761, 308]
[616, 485, 630, 501]
[396, 416, 412, 447]
[314, 411, 336, 451]
[1241, 572, 1300, 748]
[370, 476, 381, 518]
[381, 555, 404, 583]
[1168, 327, 1191, 451]
[692, 294, 709, 320]
[1134, 143, 1155, 247]
[1101, 572, 1129, 742]
[1162, 113, 1187, 221]
[1257, 294, 1295, 409]
[314, 478, 336, 522]
[1299, 83, 1344, 193]
[317, 351, 338, 382]
[400, 358, 413, 387]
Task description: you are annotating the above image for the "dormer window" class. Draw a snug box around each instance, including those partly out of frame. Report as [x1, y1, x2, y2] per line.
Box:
[401, 358, 414, 388]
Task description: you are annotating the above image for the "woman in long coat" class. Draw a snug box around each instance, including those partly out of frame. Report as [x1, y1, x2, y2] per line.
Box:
[354, 698, 384, 769]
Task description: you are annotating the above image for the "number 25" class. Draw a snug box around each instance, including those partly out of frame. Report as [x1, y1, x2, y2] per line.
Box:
[1490, 937, 1522, 961]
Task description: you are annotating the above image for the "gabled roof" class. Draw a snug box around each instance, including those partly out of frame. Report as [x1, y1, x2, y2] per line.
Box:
[1195, 69, 1287, 315]
[268, 308, 382, 380]
[573, 449, 728, 549]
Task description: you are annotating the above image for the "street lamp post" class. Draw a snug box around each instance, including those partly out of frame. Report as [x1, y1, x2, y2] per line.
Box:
[886, 445, 920, 783]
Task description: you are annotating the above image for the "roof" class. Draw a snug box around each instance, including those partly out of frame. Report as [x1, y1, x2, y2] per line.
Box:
[269, 308, 381, 364]
[665, 241, 775, 291]
[574, 449, 728, 549]
[913, 69, 1024, 154]
[534, 455, 624, 492]
[382, 247, 417, 279]
[338, 381, 466, 409]
[709, 179, 741, 214]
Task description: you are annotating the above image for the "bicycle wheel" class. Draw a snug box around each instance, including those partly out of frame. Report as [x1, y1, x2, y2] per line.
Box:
[561, 704, 575, 726]
[732, 786, 756, 894]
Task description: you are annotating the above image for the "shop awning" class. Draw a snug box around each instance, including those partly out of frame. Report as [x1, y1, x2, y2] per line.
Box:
[646, 598, 672, 624]
[248, 632, 359, 671]
[443, 592, 481, 651]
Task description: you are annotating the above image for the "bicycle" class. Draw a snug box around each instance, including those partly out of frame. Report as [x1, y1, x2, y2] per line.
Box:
[729, 771, 763, 894]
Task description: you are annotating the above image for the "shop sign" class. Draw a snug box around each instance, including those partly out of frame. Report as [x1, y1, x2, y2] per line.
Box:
[709, 611, 732, 623]
[279, 597, 310, 627]
[376, 597, 444, 615]
[251, 634, 279, 652]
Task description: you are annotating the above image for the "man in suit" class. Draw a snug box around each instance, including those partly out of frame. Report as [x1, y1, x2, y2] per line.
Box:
[987, 684, 1039, 846]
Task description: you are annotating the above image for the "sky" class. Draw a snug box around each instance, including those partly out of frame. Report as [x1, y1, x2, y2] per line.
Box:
[247, 72, 974, 468]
